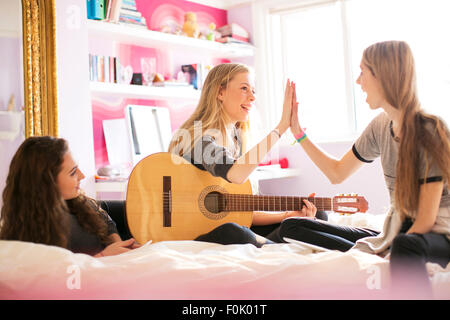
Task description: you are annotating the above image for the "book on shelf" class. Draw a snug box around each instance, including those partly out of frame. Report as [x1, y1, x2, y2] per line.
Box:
[120, 8, 141, 17]
[217, 23, 250, 40]
[216, 35, 250, 44]
[121, 0, 137, 7]
[98, 56, 104, 82]
[121, 3, 138, 11]
[108, 0, 122, 22]
[119, 16, 147, 28]
[181, 63, 212, 90]
[87, 0, 106, 20]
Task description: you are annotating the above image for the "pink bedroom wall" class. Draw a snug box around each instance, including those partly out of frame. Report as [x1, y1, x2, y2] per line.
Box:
[90, 0, 228, 168]
[135, 0, 227, 32]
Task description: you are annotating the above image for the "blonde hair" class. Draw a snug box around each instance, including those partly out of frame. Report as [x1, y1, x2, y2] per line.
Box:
[362, 41, 450, 216]
[169, 63, 250, 156]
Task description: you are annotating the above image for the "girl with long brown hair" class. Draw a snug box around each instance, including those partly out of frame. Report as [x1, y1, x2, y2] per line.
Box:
[284, 40, 450, 297]
[0, 136, 139, 256]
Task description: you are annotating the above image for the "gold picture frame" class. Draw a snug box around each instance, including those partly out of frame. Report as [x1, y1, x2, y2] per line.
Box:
[22, 0, 58, 138]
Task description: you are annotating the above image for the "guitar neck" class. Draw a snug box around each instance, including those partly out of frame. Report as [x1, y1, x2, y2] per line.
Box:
[223, 194, 333, 212]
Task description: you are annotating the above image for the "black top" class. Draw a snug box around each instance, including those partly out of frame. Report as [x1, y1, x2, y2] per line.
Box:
[67, 210, 118, 255]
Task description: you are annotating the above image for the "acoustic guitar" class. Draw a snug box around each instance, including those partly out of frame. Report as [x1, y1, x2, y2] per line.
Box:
[126, 152, 368, 244]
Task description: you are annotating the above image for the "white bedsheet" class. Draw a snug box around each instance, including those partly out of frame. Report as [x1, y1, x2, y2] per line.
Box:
[0, 213, 448, 300]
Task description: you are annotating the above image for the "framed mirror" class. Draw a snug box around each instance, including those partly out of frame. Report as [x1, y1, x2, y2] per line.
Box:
[22, 0, 58, 137]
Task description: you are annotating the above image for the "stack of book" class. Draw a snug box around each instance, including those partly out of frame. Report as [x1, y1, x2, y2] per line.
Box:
[89, 54, 121, 83]
[87, 0, 147, 28]
[117, 0, 147, 28]
[216, 23, 250, 44]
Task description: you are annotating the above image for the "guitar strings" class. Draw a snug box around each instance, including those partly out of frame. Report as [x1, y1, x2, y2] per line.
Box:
[161, 193, 334, 211]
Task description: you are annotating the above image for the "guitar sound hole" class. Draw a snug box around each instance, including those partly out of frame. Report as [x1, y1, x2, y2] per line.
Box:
[204, 191, 225, 214]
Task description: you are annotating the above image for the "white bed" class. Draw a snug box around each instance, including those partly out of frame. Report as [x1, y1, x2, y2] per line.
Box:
[1, 213, 449, 300]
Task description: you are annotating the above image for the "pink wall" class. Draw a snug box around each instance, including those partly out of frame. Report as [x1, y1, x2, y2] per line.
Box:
[136, 0, 227, 32]
[91, 0, 228, 168]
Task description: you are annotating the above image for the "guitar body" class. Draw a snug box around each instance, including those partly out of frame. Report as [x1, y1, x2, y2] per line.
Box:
[126, 152, 253, 244]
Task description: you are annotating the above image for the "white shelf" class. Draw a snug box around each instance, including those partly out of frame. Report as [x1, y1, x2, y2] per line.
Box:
[95, 180, 128, 193]
[90, 81, 201, 101]
[87, 20, 255, 59]
[95, 168, 299, 196]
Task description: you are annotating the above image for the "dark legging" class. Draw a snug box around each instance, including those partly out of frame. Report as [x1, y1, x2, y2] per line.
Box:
[390, 229, 450, 297]
[195, 222, 274, 248]
[195, 211, 329, 247]
[278, 217, 380, 252]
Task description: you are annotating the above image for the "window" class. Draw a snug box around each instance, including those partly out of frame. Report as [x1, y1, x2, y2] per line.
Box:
[258, 0, 450, 142]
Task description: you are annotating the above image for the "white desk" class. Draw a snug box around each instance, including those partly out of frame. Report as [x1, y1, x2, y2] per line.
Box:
[251, 166, 300, 181]
[95, 180, 128, 200]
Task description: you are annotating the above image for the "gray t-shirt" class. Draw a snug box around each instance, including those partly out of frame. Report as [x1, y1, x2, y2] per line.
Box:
[352, 112, 450, 253]
[183, 128, 242, 182]
[353, 112, 449, 209]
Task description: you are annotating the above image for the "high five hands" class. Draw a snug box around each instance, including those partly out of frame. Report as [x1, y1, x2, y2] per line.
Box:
[289, 81, 303, 137]
[277, 79, 303, 137]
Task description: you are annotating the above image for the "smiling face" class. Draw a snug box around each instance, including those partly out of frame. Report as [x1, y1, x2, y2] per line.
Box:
[218, 71, 255, 124]
[57, 152, 85, 200]
[356, 61, 385, 110]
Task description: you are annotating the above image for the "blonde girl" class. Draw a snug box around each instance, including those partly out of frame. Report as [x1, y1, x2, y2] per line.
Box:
[169, 63, 324, 246]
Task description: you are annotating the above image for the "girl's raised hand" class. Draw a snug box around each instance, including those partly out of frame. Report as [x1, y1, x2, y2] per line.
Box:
[277, 79, 294, 134]
[290, 82, 303, 137]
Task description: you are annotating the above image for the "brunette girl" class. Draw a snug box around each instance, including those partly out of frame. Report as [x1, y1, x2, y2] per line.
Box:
[0, 136, 139, 257]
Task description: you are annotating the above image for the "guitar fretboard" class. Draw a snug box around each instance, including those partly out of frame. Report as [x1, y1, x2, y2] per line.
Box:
[222, 194, 333, 212]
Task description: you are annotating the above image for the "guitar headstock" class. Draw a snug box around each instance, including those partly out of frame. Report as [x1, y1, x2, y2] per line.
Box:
[332, 194, 368, 214]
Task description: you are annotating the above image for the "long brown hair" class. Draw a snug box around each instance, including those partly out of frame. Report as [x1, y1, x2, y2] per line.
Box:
[362, 41, 450, 216]
[168, 63, 250, 157]
[0, 136, 112, 248]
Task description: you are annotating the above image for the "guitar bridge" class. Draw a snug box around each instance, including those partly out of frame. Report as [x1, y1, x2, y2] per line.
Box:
[163, 176, 171, 227]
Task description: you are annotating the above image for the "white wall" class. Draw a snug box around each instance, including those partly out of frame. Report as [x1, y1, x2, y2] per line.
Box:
[259, 142, 391, 215]
[0, 1, 23, 209]
[55, 0, 96, 197]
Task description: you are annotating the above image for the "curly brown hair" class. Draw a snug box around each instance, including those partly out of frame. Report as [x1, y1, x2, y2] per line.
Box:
[0, 136, 112, 248]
